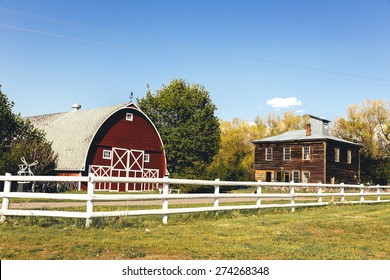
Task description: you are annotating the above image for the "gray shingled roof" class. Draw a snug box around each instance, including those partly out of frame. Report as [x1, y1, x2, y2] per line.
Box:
[28, 103, 129, 171]
[252, 129, 361, 146]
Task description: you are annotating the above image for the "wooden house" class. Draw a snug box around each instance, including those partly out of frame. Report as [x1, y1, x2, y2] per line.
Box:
[252, 115, 361, 184]
[28, 102, 167, 191]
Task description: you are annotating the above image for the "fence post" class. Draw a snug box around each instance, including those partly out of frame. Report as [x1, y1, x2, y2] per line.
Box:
[214, 178, 220, 209]
[340, 183, 345, 203]
[256, 180, 262, 207]
[290, 181, 295, 212]
[85, 174, 95, 228]
[162, 176, 169, 224]
[359, 184, 365, 203]
[317, 182, 323, 204]
[376, 185, 381, 202]
[0, 173, 12, 223]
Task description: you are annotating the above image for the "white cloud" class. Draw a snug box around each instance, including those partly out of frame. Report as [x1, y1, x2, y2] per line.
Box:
[266, 97, 302, 108]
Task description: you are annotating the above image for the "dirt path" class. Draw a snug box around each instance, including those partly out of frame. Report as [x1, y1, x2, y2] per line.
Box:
[3, 197, 263, 209]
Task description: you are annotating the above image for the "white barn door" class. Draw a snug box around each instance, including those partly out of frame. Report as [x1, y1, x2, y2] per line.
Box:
[127, 149, 144, 191]
[111, 148, 129, 191]
[90, 147, 159, 192]
[110, 148, 145, 191]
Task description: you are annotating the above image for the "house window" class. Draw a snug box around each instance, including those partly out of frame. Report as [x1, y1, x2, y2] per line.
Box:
[144, 154, 150, 163]
[284, 147, 291, 161]
[103, 150, 112, 160]
[302, 171, 310, 183]
[293, 171, 300, 183]
[126, 113, 133, 121]
[347, 150, 352, 164]
[302, 145, 311, 160]
[265, 147, 273, 161]
[335, 148, 340, 162]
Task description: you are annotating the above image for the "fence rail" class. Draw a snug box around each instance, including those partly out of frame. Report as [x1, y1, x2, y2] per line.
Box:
[1, 173, 389, 227]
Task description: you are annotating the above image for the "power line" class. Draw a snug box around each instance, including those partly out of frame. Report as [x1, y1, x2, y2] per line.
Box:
[1, 6, 389, 88]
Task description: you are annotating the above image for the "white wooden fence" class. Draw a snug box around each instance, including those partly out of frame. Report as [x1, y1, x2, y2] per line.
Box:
[1, 173, 389, 227]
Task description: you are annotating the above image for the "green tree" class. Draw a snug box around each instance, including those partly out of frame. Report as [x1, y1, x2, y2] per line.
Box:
[333, 100, 390, 184]
[137, 79, 220, 179]
[0, 86, 57, 175]
[0, 86, 21, 153]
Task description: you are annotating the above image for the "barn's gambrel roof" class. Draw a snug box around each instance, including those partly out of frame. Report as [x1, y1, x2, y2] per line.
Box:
[28, 103, 136, 171]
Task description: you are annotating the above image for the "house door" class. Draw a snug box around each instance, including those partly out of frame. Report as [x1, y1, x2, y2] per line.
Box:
[266, 172, 273, 182]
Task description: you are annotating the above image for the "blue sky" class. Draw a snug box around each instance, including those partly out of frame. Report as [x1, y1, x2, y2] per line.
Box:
[1, 0, 389, 124]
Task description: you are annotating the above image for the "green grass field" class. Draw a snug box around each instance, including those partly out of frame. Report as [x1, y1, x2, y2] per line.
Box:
[0, 203, 389, 260]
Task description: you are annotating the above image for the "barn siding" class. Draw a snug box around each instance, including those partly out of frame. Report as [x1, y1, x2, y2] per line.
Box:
[84, 107, 166, 191]
[86, 109, 164, 172]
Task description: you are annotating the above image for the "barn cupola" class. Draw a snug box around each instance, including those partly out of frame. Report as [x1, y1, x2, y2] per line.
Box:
[72, 103, 81, 112]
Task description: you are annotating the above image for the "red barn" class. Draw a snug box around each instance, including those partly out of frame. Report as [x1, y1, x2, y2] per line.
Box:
[29, 102, 167, 191]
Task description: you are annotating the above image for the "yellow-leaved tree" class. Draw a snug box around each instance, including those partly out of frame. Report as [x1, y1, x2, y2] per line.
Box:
[333, 100, 389, 185]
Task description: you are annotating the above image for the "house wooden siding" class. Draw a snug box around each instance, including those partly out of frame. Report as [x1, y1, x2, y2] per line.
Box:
[252, 115, 361, 185]
[254, 141, 326, 183]
[325, 139, 360, 184]
[254, 139, 360, 184]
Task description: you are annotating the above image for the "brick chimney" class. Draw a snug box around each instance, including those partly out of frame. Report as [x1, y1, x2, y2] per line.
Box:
[306, 123, 311, 136]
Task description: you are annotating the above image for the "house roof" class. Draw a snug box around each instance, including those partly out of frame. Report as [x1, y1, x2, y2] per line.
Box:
[28, 103, 132, 171]
[252, 129, 361, 146]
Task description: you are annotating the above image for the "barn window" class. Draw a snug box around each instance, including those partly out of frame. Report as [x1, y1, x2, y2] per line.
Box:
[347, 149, 352, 164]
[302, 145, 311, 160]
[144, 154, 150, 163]
[126, 113, 133, 121]
[335, 148, 340, 162]
[103, 150, 112, 160]
[284, 147, 291, 160]
[265, 147, 273, 161]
